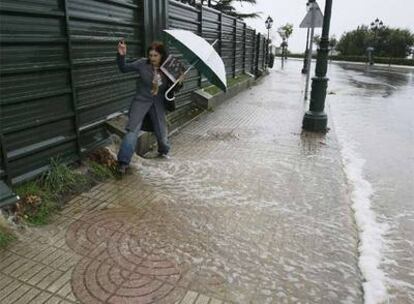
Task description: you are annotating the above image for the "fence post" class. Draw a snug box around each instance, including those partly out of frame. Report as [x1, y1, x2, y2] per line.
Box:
[219, 12, 223, 57]
[252, 29, 256, 74]
[243, 23, 247, 74]
[233, 18, 237, 78]
[163, 0, 169, 39]
[266, 38, 268, 68]
[198, 5, 203, 87]
[63, 0, 82, 159]
[143, 0, 169, 51]
[255, 33, 261, 77]
[0, 134, 11, 185]
[263, 37, 266, 70]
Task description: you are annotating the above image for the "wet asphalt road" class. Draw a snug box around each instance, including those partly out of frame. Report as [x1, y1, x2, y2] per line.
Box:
[328, 61, 414, 304]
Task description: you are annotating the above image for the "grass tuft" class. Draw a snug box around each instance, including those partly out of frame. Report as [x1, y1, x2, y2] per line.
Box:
[0, 215, 16, 248]
[42, 159, 88, 195]
[14, 158, 89, 225]
[87, 161, 114, 181]
[14, 180, 57, 225]
[12, 150, 117, 226]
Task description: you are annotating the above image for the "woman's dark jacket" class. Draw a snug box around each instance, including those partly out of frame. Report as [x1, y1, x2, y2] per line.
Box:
[116, 54, 182, 132]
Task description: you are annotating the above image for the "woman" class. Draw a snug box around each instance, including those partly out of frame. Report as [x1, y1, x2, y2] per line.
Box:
[116, 40, 181, 173]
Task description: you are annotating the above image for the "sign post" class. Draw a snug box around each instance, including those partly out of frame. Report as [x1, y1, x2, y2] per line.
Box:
[300, 1, 323, 100]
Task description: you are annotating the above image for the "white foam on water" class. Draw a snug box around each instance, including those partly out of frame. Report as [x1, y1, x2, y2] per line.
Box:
[340, 142, 389, 304]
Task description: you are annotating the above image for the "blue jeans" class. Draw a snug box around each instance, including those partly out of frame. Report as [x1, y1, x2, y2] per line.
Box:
[117, 104, 170, 165]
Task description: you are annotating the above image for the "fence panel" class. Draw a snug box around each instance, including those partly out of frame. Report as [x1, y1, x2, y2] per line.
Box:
[166, 1, 203, 130]
[168, 1, 201, 110]
[257, 35, 265, 71]
[245, 28, 255, 74]
[235, 20, 245, 75]
[200, 6, 220, 87]
[0, 0, 145, 185]
[68, 0, 144, 147]
[221, 14, 236, 78]
[0, 0, 79, 184]
[0, 0, 268, 186]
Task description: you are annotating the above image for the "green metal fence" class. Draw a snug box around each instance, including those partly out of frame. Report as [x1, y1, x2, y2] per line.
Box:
[166, 1, 267, 130]
[0, 0, 144, 188]
[0, 0, 268, 199]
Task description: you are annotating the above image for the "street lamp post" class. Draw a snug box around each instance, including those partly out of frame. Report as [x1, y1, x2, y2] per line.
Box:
[281, 39, 288, 60]
[302, 28, 310, 74]
[278, 29, 288, 65]
[265, 16, 274, 68]
[302, 0, 333, 132]
[301, 1, 312, 74]
[368, 18, 384, 65]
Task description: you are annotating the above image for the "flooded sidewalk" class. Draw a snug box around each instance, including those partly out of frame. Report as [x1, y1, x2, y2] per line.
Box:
[0, 62, 363, 304]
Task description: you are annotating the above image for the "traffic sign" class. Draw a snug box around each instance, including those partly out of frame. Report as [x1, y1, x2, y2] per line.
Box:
[300, 2, 324, 28]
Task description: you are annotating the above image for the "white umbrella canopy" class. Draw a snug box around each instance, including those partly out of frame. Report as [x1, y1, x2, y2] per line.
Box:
[163, 29, 227, 92]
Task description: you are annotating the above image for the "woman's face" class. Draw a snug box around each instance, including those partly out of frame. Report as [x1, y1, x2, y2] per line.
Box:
[149, 50, 162, 67]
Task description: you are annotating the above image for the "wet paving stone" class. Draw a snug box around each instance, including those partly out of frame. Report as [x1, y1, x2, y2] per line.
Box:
[0, 62, 365, 303]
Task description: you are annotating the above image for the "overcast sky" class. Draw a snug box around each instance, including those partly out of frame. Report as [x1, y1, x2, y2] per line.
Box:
[233, 0, 414, 53]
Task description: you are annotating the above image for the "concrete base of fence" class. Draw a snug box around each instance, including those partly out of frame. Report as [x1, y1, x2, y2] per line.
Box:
[105, 116, 157, 158]
[192, 73, 264, 111]
[105, 71, 269, 158]
[0, 181, 20, 209]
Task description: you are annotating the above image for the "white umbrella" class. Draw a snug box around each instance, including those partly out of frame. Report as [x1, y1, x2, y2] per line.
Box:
[163, 29, 227, 100]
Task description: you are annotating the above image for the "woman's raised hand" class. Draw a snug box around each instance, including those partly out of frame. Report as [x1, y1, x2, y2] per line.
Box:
[118, 40, 127, 56]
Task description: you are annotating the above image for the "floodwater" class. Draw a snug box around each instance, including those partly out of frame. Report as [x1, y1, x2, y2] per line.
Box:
[327, 62, 414, 303]
[121, 60, 366, 303]
[102, 59, 414, 303]
[1, 59, 411, 304]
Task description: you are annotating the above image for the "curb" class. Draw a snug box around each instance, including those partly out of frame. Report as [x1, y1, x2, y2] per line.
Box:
[192, 74, 256, 111]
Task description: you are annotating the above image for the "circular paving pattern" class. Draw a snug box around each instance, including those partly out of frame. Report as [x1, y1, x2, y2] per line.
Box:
[66, 209, 183, 304]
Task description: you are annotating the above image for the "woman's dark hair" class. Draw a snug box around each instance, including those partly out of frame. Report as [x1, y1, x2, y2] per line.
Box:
[147, 41, 168, 65]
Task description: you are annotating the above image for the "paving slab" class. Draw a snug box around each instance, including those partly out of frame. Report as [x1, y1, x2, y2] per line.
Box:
[0, 62, 363, 303]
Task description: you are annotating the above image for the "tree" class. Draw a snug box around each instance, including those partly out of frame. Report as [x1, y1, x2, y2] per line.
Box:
[277, 24, 293, 59]
[381, 28, 414, 58]
[329, 36, 338, 51]
[336, 26, 370, 56]
[336, 25, 414, 58]
[278, 23, 294, 41]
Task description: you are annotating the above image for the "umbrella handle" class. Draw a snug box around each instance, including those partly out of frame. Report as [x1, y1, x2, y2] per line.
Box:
[165, 78, 181, 102]
[164, 64, 195, 102]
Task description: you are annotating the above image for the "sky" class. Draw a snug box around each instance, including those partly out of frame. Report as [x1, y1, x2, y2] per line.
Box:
[233, 0, 414, 53]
